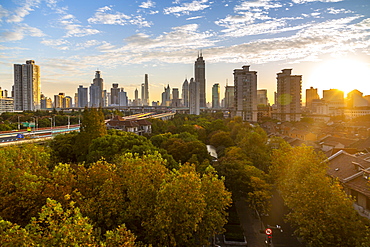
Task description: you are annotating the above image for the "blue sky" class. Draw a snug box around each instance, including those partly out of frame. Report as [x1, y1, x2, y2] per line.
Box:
[1, 0, 370, 103]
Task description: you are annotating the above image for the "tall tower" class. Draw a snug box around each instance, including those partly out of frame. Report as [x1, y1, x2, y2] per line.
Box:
[275, 69, 302, 122]
[194, 52, 206, 108]
[182, 78, 189, 107]
[212, 83, 220, 108]
[189, 78, 200, 115]
[89, 71, 104, 107]
[13, 60, 41, 111]
[233, 65, 258, 122]
[143, 74, 149, 106]
[224, 85, 234, 109]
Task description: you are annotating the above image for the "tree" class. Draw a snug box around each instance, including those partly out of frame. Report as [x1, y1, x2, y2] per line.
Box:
[271, 143, 370, 246]
[75, 107, 107, 162]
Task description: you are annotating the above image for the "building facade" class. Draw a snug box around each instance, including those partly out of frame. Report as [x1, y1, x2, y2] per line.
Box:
[89, 71, 104, 107]
[77, 85, 88, 108]
[13, 60, 41, 111]
[143, 74, 149, 106]
[234, 65, 258, 122]
[275, 69, 302, 122]
[189, 78, 200, 115]
[212, 83, 220, 108]
[306, 87, 319, 110]
[194, 52, 206, 108]
[224, 85, 234, 109]
[182, 79, 189, 107]
[111, 83, 120, 105]
[257, 89, 269, 106]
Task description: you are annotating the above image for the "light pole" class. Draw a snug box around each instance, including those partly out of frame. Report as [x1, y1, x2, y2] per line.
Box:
[67, 115, 70, 129]
[49, 117, 53, 136]
[17, 116, 20, 130]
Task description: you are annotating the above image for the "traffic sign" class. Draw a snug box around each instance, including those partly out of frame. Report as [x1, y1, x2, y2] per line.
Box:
[265, 228, 272, 235]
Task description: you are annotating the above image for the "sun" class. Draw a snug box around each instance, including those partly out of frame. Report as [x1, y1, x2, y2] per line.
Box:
[307, 58, 370, 97]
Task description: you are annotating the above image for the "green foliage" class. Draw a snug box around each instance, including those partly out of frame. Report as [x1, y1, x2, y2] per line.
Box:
[271, 143, 370, 246]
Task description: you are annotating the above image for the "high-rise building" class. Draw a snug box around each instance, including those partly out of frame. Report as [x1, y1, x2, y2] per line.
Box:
[257, 89, 269, 106]
[13, 60, 41, 111]
[322, 88, 345, 116]
[111, 83, 120, 105]
[77, 85, 88, 108]
[189, 78, 200, 115]
[89, 71, 104, 107]
[161, 85, 171, 106]
[194, 52, 206, 108]
[234, 65, 258, 122]
[54, 93, 65, 108]
[275, 69, 302, 122]
[133, 88, 139, 106]
[306, 87, 319, 109]
[224, 85, 234, 109]
[182, 79, 189, 107]
[143, 74, 149, 106]
[171, 88, 181, 107]
[63, 96, 72, 108]
[118, 88, 128, 106]
[347, 89, 368, 108]
[40, 94, 53, 109]
[212, 83, 220, 108]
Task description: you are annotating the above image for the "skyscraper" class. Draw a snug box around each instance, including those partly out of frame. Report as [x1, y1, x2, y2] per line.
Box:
[143, 74, 149, 106]
[13, 60, 41, 111]
[189, 78, 200, 115]
[234, 65, 258, 122]
[89, 71, 104, 107]
[257, 89, 269, 106]
[212, 83, 220, 108]
[161, 85, 171, 106]
[118, 88, 128, 106]
[194, 52, 206, 108]
[54, 93, 65, 108]
[182, 79, 189, 107]
[111, 83, 120, 105]
[171, 88, 181, 107]
[77, 85, 88, 108]
[275, 69, 302, 122]
[224, 85, 234, 109]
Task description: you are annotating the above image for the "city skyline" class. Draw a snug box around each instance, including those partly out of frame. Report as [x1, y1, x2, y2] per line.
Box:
[1, 0, 370, 102]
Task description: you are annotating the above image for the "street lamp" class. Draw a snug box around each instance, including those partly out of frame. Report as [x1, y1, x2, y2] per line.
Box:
[49, 117, 53, 136]
[17, 116, 20, 130]
[67, 115, 70, 129]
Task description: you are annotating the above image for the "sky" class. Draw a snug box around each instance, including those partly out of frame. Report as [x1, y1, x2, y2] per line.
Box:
[1, 0, 370, 104]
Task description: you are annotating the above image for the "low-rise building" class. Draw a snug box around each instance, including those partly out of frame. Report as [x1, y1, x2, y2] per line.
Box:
[106, 116, 152, 135]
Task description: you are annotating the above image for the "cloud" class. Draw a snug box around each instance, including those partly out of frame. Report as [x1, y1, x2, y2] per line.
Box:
[139, 0, 156, 9]
[6, 0, 41, 23]
[234, 0, 283, 11]
[327, 7, 353, 15]
[292, 0, 343, 3]
[0, 5, 10, 22]
[88, 6, 152, 27]
[186, 15, 203, 20]
[60, 14, 100, 37]
[0, 24, 45, 42]
[164, 0, 211, 16]
[41, 38, 70, 50]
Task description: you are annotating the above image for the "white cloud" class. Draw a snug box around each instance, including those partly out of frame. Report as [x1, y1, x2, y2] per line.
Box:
[88, 6, 152, 27]
[7, 0, 41, 23]
[0, 5, 10, 22]
[234, 0, 282, 11]
[327, 7, 353, 15]
[41, 38, 69, 46]
[60, 14, 100, 37]
[164, 0, 210, 16]
[0, 23, 44, 42]
[139, 0, 156, 9]
[186, 15, 203, 20]
[292, 0, 343, 4]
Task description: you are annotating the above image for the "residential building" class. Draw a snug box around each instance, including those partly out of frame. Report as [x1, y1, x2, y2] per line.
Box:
[212, 83, 220, 108]
[234, 65, 258, 122]
[347, 90, 369, 108]
[0, 97, 14, 113]
[118, 88, 128, 106]
[189, 78, 200, 115]
[182, 79, 189, 107]
[89, 71, 104, 107]
[13, 60, 41, 111]
[322, 89, 345, 116]
[63, 96, 72, 108]
[194, 52, 206, 108]
[275, 69, 302, 122]
[224, 85, 234, 109]
[306, 87, 319, 110]
[106, 116, 152, 135]
[40, 94, 52, 109]
[257, 89, 269, 106]
[77, 85, 88, 108]
[54, 93, 65, 108]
